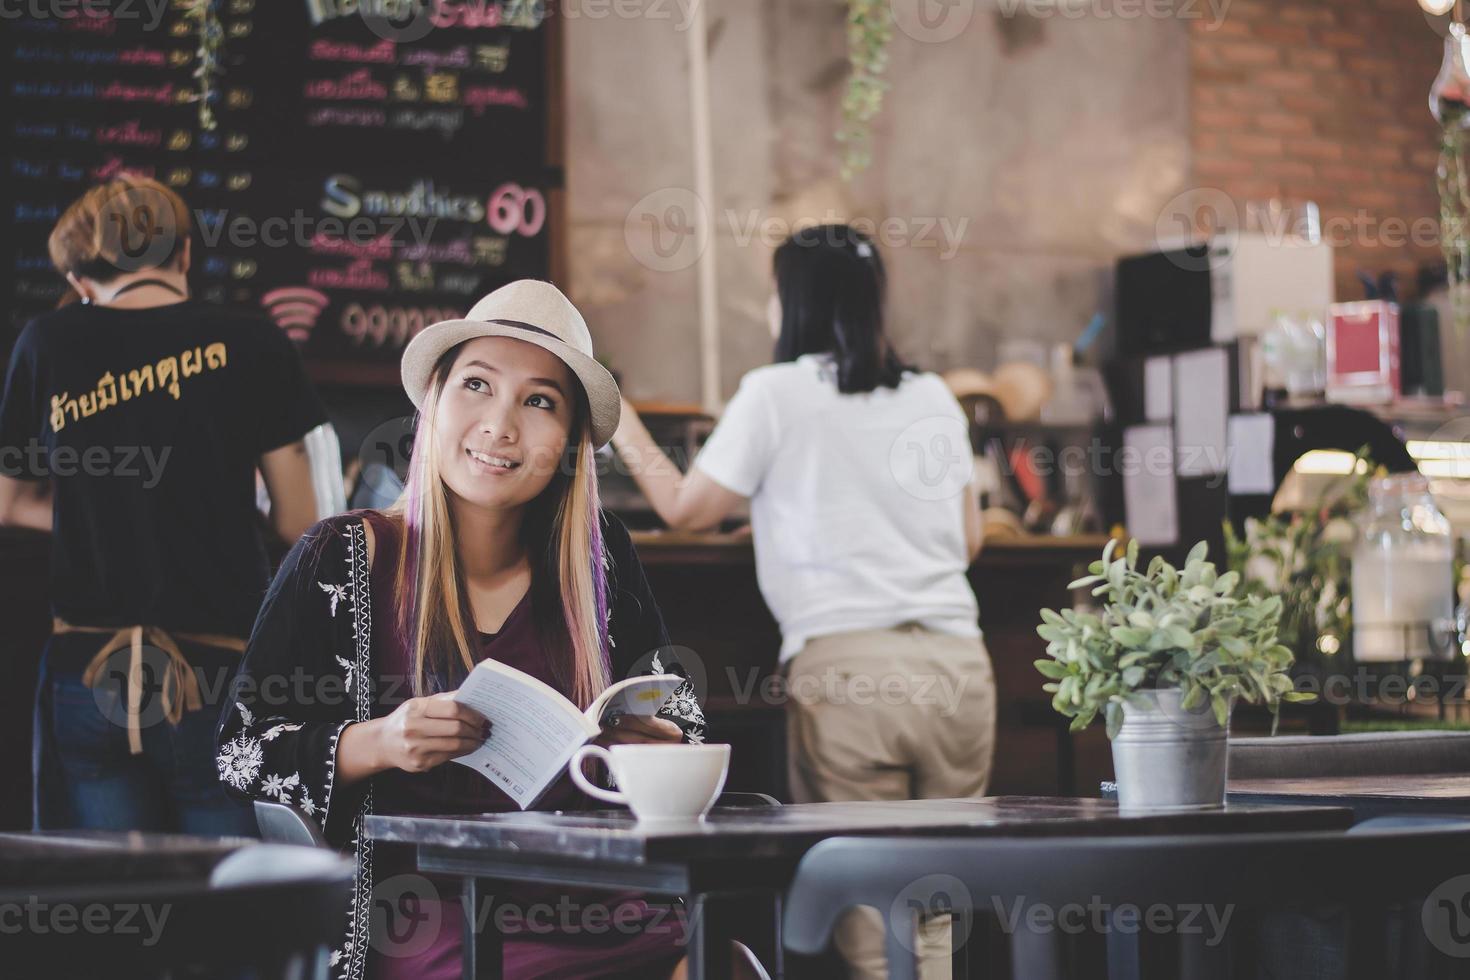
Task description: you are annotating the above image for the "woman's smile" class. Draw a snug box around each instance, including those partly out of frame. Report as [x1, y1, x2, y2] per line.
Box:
[465, 447, 522, 475]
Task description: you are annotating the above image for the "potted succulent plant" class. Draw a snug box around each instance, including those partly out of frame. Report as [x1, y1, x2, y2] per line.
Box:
[1036, 539, 1312, 810]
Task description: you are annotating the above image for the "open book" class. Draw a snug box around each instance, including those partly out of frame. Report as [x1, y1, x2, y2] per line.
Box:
[450, 660, 685, 809]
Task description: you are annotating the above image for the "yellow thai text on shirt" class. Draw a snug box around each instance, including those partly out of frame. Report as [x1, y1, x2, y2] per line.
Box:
[49, 342, 229, 433]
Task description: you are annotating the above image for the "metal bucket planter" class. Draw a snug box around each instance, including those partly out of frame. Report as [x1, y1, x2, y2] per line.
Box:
[1112, 688, 1230, 812]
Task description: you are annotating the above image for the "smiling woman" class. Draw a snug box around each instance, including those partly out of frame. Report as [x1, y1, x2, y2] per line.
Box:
[399, 332, 606, 701]
[213, 280, 759, 980]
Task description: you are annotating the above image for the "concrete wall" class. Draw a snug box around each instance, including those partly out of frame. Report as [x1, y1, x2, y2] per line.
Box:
[565, 0, 1194, 405]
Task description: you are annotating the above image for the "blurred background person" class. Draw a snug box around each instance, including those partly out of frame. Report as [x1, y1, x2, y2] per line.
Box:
[612, 223, 995, 979]
[0, 174, 331, 834]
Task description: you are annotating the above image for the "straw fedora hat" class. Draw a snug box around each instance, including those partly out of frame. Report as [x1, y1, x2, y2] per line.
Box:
[401, 280, 621, 448]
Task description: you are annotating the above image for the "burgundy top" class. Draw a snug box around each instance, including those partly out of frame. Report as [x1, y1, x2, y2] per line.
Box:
[365, 511, 582, 819]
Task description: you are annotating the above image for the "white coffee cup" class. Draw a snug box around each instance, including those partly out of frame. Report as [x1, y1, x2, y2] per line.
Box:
[569, 743, 730, 822]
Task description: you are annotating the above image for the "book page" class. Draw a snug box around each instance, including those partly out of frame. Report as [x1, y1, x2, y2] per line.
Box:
[451, 663, 599, 809]
[587, 675, 685, 725]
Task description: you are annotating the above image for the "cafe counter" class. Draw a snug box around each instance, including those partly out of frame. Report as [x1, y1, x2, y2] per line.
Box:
[630, 529, 1115, 802]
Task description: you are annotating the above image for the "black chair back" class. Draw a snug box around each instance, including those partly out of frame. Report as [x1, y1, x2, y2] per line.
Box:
[255, 798, 330, 847]
[716, 791, 781, 807]
[784, 824, 1470, 980]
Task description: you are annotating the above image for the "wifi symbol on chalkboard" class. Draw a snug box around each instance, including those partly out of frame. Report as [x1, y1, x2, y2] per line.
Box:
[261, 287, 329, 343]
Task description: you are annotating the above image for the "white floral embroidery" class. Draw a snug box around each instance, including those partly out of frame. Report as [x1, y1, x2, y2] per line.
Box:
[329, 949, 342, 968]
[217, 736, 264, 791]
[642, 653, 706, 741]
[666, 680, 707, 733]
[320, 581, 348, 617]
[335, 655, 355, 692]
[298, 787, 318, 818]
[261, 771, 301, 801]
[236, 702, 253, 728]
[262, 722, 304, 742]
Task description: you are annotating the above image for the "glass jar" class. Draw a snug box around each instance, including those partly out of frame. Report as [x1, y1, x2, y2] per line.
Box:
[1351, 473, 1457, 661]
[1262, 311, 1327, 400]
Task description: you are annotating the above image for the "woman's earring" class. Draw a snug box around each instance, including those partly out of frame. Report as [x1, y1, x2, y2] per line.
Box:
[80, 295, 91, 305]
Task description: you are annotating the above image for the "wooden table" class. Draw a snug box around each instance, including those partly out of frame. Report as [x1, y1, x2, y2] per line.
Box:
[1229, 773, 1470, 819]
[365, 795, 1353, 980]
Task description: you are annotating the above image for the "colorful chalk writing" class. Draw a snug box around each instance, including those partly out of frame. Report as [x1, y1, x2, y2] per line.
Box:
[3, 0, 555, 367]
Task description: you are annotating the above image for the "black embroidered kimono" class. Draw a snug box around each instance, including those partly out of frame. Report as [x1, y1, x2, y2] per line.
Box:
[214, 509, 706, 980]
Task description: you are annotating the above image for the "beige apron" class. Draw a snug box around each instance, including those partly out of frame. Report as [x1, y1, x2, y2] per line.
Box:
[52, 618, 247, 755]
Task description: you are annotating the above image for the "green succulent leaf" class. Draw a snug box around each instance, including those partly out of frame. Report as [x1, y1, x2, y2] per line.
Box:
[1034, 659, 1067, 680]
[1126, 610, 1156, 630]
[1110, 626, 1153, 648]
[1211, 693, 1231, 727]
[1181, 684, 1205, 710]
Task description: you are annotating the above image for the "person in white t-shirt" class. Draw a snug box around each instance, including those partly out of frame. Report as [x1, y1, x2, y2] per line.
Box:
[612, 224, 995, 980]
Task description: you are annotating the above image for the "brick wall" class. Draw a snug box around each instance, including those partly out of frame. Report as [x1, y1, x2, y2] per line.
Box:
[1191, 0, 1445, 300]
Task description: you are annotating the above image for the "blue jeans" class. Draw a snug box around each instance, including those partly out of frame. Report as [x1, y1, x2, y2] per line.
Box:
[35, 634, 258, 836]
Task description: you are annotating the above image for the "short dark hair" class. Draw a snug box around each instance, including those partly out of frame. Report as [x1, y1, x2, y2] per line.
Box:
[771, 224, 913, 393]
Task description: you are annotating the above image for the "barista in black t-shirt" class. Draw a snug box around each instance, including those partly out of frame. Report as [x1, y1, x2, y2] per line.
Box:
[0, 175, 329, 834]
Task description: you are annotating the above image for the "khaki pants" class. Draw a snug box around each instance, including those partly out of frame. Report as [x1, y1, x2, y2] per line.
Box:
[785, 625, 996, 980]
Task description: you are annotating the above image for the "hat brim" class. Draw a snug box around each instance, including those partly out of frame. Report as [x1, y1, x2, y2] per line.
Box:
[401, 319, 621, 448]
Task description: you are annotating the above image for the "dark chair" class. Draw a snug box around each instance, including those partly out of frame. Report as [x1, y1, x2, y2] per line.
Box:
[4, 843, 352, 979]
[783, 825, 1470, 980]
[1229, 730, 1470, 780]
[716, 791, 781, 807]
[255, 798, 330, 847]
[1352, 815, 1470, 832]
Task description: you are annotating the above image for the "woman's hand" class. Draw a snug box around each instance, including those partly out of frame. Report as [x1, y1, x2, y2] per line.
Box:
[609, 396, 746, 532]
[375, 692, 490, 774]
[595, 714, 683, 747]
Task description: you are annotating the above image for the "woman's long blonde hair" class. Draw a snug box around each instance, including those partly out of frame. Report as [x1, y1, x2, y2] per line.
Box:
[388, 345, 612, 705]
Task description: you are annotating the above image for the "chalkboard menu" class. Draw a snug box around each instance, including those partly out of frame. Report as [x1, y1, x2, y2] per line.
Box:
[1, 0, 562, 378]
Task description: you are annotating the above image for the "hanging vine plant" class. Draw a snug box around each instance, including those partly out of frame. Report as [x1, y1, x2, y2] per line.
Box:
[1438, 116, 1470, 334]
[1432, 17, 1470, 335]
[179, 0, 225, 132]
[839, 0, 892, 181]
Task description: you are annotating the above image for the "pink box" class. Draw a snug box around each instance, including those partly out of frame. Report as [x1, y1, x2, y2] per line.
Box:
[1327, 300, 1400, 405]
